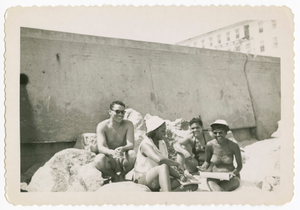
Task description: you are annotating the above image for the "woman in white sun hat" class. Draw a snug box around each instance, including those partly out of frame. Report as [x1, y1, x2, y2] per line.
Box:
[133, 116, 198, 192]
[199, 119, 243, 191]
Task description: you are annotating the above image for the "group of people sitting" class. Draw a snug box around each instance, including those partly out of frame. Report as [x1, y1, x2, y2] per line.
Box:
[93, 101, 243, 192]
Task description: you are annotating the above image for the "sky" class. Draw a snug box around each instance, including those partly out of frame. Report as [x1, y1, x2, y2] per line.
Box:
[0, 0, 299, 210]
[3, 6, 292, 45]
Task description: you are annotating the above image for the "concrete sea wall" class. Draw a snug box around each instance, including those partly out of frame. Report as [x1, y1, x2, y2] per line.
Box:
[20, 27, 280, 172]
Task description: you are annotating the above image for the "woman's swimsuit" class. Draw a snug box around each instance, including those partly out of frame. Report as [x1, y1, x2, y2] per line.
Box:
[192, 132, 207, 164]
[209, 140, 240, 179]
[211, 154, 233, 165]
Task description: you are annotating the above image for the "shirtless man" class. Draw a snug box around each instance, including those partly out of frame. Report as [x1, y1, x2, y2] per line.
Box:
[94, 101, 136, 182]
[173, 117, 211, 173]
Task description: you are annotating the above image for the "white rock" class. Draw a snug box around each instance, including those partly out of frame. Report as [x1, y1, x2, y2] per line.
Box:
[74, 133, 98, 153]
[271, 120, 281, 138]
[261, 176, 280, 191]
[27, 148, 104, 192]
[20, 182, 29, 192]
[96, 181, 151, 192]
[124, 108, 145, 130]
[239, 138, 280, 189]
[144, 113, 152, 121]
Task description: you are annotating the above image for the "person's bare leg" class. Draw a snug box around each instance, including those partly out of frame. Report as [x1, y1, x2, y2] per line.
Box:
[119, 150, 136, 181]
[145, 164, 171, 192]
[167, 165, 199, 191]
[94, 154, 119, 182]
[219, 177, 240, 191]
[207, 178, 223, 191]
[170, 179, 198, 192]
[176, 153, 185, 169]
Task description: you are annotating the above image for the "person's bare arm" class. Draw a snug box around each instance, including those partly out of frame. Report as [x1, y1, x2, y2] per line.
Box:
[173, 135, 193, 158]
[123, 121, 135, 151]
[96, 123, 115, 156]
[140, 143, 182, 178]
[231, 143, 243, 176]
[141, 143, 180, 167]
[198, 143, 213, 171]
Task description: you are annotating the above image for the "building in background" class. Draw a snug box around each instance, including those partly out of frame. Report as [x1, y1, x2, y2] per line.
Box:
[176, 20, 281, 58]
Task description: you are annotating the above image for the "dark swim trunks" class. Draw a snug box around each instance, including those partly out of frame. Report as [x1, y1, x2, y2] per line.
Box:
[134, 174, 160, 192]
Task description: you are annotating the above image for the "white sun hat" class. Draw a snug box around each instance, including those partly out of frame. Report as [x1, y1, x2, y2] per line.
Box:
[210, 119, 229, 127]
[145, 116, 165, 134]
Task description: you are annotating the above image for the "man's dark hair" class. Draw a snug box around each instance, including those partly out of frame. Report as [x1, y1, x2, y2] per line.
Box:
[189, 116, 203, 127]
[110, 101, 125, 110]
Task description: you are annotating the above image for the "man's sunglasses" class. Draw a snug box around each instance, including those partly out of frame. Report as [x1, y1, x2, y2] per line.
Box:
[213, 131, 224, 135]
[110, 109, 126, 115]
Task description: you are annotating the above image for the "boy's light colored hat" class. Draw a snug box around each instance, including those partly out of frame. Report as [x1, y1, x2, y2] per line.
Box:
[210, 119, 229, 127]
[146, 116, 165, 134]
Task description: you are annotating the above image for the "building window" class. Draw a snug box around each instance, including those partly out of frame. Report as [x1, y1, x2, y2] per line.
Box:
[226, 32, 230, 41]
[258, 21, 263, 33]
[209, 37, 213, 46]
[273, 37, 278, 48]
[217, 34, 221, 44]
[272, 20, 276, 28]
[235, 29, 240, 39]
[201, 39, 205, 48]
[235, 45, 240, 52]
[260, 41, 265, 52]
[193, 41, 197, 46]
[244, 25, 250, 39]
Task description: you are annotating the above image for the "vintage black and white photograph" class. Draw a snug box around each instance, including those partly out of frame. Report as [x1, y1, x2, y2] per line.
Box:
[3, 3, 295, 206]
